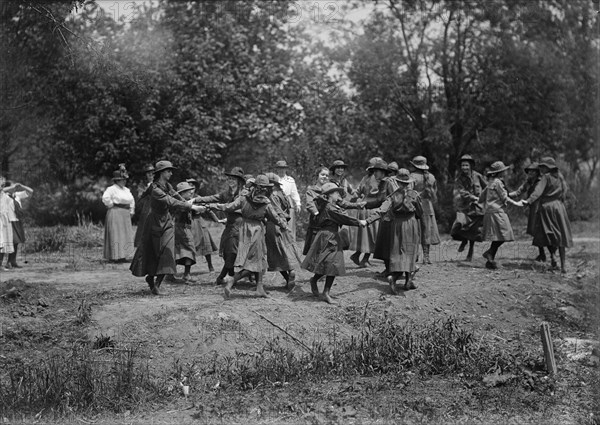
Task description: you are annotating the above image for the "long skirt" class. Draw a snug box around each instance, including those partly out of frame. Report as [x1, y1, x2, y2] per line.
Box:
[420, 213, 441, 245]
[130, 213, 176, 276]
[349, 208, 379, 253]
[192, 216, 217, 256]
[234, 219, 268, 273]
[388, 214, 421, 273]
[133, 198, 151, 248]
[0, 213, 14, 254]
[220, 217, 242, 268]
[104, 208, 133, 260]
[266, 222, 301, 271]
[373, 220, 393, 261]
[175, 223, 196, 265]
[482, 211, 515, 242]
[526, 202, 539, 237]
[450, 212, 483, 242]
[11, 221, 25, 244]
[301, 228, 346, 276]
[532, 200, 573, 248]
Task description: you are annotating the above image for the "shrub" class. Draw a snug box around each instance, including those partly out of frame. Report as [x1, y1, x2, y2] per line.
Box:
[21, 226, 69, 253]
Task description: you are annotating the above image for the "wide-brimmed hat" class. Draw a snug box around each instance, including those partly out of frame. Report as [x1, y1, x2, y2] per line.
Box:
[186, 178, 199, 187]
[224, 167, 245, 180]
[329, 160, 348, 172]
[486, 161, 512, 175]
[143, 164, 155, 173]
[458, 154, 476, 165]
[154, 160, 177, 174]
[524, 162, 539, 172]
[387, 162, 399, 173]
[366, 157, 383, 170]
[410, 156, 429, 170]
[264, 172, 281, 186]
[367, 158, 388, 173]
[396, 168, 414, 183]
[275, 160, 288, 168]
[321, 182, 344, 196]
[539, 157, 558, 170]
[254, 174, 273, 187]
[176, 182, 195, 194]
[112, 170, 126, 181]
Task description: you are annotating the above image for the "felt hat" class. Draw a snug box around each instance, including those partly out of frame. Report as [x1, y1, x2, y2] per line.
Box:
[321, 182, 344, 196]
[224, 167, 245, 180]
[254, 174, 273, 187]
[367, 158, 388, 172]
[410, 156, 429, 170]
[153, 160, 176, 174]
[524, 162, 539, 172]
[539, 157, 558, 170]
[396, 168, 414, 183]
[387, 162, 399, 173]
[186, 178, 200, 188]
[112, 170, 126, 181]
[143, 163, 155, 173]
[275, 160, 288, 168]
[329, 160, 348, 172]
[176, 181, 195, 194]
[458, 154, 476, 165]
[366, 157, 383, 170]
[264, 172, 281, 186]
[486, 161, 511, 175]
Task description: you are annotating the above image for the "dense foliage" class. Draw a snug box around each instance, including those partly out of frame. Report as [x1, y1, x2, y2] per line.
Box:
[1, 0, 597, 225]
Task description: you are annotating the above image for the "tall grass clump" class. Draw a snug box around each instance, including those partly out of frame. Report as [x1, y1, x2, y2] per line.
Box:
[0, 343, 164, 418]
[22, 225, 69, 253]
[201, 317, 525, 391]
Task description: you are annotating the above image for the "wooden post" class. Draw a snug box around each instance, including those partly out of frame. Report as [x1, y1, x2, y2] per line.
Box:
[540, 322, 557, 375]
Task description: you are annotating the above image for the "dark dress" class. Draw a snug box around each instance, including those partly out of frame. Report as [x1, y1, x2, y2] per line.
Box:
[266, 190, 301, 272]
[301, 200, 361, 276]
[130, 181, 192, 277]
[450, 171, 487, 242]
[212, 194, 287, 273]
[174, 209, 196, 265]
[134, 183, 152, 248]
[373, 176, 400, 261]
[367, 187, 423, 273]
[195, 188, 243, 269]
[525, 173, 573, 248]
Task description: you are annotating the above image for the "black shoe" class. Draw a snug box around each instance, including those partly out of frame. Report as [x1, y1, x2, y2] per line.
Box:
[482, 250, 492, 261]
[349, 252, 361, 266]
[485, 260, 497, 270]
[10, 263, 22, 269]
[534, 254, 546, 262]
[458, 240, 467, 253]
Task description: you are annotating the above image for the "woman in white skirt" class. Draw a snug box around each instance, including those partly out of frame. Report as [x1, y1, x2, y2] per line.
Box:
[102, 170, 135, 262]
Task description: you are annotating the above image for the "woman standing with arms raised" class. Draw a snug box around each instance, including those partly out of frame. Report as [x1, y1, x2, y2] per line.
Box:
[130, 161, 205, 295]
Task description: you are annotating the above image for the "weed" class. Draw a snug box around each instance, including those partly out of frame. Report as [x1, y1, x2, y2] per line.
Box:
[22, 226, 68, 253]
[75, 298, 92, 325]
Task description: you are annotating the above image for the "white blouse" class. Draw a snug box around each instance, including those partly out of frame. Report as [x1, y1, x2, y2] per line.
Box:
[6, 191, 29, 222]
[102, 184, 135, 215]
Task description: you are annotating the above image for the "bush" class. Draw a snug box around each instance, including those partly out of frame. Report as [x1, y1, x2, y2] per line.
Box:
[21, 226, 69, 253]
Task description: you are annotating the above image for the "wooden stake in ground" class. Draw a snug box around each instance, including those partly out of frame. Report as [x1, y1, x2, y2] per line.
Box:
[540, 322, 557, 375]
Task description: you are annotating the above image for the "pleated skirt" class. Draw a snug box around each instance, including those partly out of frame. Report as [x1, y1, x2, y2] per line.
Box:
[482, 211, 514, 242]
[532, 200, 573, 248]
[104, 208, 133, 260]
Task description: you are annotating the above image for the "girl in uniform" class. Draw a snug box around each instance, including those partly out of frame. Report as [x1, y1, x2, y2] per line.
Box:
[302, 182, 363, 304]
[174, 181, 198, 282]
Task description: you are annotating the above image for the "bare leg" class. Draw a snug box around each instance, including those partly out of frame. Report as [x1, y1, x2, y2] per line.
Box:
[322, 276, 336, 304]
[286, 270, 296, 289]
[224, 269, 250, 298]
[310, 274, 323, 296]
[387, 272, 400, 295]
[255, 272, 268, 297]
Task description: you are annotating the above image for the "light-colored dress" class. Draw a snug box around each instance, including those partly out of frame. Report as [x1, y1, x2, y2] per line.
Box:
[102, 184, 135, 260]
[0, 192, 14, 254]
[410, 171, 441, 245]
[279, 175, 301, 241]
[480, 178, 515, 242]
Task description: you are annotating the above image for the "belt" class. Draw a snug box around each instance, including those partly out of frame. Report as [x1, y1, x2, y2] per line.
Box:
[113, 203, 130, 209]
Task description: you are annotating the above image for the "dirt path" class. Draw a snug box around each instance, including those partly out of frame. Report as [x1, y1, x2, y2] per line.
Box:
[1, 229, 598, 424]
